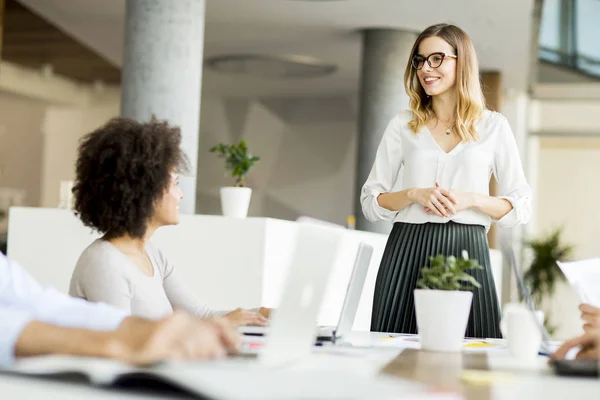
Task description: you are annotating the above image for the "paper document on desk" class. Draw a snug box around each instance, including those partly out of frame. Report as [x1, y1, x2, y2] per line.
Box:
[556, 258, 600, 307]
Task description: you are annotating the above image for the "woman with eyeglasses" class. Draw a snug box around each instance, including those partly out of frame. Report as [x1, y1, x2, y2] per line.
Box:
[361, 24, 532, 338]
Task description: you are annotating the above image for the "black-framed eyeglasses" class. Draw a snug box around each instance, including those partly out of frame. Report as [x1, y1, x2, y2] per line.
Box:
[411, 52, 457, 70]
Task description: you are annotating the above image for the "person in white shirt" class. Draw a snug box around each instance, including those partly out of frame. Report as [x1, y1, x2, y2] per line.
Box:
[0, 253, 240, 367]
[68, 117, 269, 325]
[361, 23, 532, 338]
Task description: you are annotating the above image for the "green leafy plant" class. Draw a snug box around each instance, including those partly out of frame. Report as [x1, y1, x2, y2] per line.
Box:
[0, 210, 5, 219]
[523, 228, 572, 304]
[417, 251, 484, 291]
[523, 228, 573, 335]
[209, 140, 260, 188]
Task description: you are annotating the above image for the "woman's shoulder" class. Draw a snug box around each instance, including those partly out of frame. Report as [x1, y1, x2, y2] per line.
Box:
[396, 109, 413, 124]
[387, 110, 413, 134]
[74, 239, 129, 275]
[480, 109, 510, 130]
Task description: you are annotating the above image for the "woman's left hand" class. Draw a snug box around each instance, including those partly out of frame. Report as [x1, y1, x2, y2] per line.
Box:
[425, 184, 476, 215]
[224, 308, 268, 327]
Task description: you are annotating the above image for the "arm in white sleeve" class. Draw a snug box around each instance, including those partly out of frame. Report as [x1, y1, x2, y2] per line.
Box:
[0, 306, 34, 367]
[360, 115, 404, 222]
[493, 116, 533, 228]
[0, 255, 127, 366]
[157, 250, 225, 319]
[1, 255, 127, 330]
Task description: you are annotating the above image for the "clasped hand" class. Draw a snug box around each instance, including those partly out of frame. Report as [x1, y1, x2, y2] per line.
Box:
[412, 183, 475, 217]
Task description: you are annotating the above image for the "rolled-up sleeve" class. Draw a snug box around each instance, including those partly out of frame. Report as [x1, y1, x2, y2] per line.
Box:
[493, 116, 532, 228]
[360, 116, 404, 222]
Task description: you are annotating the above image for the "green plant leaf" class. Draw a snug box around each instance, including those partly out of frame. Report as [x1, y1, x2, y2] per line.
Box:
[209, 140, 260, 187]
[417, 251, 484, 291]
[523, 227, 572, 306]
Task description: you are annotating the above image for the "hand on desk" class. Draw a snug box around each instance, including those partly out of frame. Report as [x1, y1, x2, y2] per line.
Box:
[16, 311, 242, 366]
[580, 304, 600, 333]
[258, 307, 272, 319]
[111, 312, 241, 364]
[553, 328, 599, 361]
[224, 308, 269, 326]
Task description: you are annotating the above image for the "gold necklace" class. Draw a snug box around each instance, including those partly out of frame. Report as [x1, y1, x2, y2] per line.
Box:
[434, 113, 456, 135]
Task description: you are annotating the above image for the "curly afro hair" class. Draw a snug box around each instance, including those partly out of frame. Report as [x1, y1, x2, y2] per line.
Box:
[73, 117, 189, 239]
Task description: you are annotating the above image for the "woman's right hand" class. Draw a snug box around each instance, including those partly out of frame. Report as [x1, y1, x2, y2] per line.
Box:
[409, 185, 457, 217]
[224, 308, 269, 327]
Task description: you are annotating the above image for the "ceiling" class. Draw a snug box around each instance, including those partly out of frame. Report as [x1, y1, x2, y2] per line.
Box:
[15, 0, 535, 97]
[2, 0, 121, 83]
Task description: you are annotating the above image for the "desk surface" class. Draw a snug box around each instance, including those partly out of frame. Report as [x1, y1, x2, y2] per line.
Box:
[1, 332, 598, 399]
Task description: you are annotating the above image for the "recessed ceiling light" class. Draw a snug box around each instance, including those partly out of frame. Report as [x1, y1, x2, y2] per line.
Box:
[205, 54, 337, 79]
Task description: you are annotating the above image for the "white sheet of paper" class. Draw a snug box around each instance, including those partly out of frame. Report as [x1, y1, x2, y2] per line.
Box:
[556, 258, 600, 307]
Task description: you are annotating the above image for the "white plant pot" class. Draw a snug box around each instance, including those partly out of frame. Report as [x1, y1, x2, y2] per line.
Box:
[220, 187, 252, 218]
[414, 289, 473, 352]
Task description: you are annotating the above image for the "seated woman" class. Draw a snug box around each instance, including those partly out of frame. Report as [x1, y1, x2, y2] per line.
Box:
[69, 117, 268, 326]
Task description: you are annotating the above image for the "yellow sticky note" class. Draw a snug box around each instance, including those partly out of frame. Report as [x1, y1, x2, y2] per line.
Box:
[460, 369, 514, 385]
[463, 342, 496, 348]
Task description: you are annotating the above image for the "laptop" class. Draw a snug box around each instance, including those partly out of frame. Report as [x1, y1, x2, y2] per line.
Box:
[316, 243, 373, 342]
[235, 223, 342, 366]
[500, 233, 599, 378]
[239, 242, 373, 343]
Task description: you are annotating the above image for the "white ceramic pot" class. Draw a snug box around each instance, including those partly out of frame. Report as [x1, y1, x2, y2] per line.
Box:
[414, 289, 473, 352]
[220, 187, 252, 218]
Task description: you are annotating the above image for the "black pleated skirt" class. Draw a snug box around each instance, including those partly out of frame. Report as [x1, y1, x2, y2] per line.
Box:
[370, 221, 502, 338]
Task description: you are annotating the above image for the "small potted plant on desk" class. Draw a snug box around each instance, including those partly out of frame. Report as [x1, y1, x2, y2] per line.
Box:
[414, 251, 483, 352]
[210, 140, 260, 218]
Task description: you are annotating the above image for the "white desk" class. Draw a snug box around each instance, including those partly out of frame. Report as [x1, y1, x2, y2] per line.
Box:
[6, 207, 390, 329]
[0, 332, 597, 400]
[6, 207, 504, 331]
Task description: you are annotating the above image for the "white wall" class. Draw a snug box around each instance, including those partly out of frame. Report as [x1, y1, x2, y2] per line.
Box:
[198, 95, 357, 225]
[0, 92, 47, 207]
[529, 92, 600, 339]
[535, 140, 600, 339]
[0, 62, 121, 209]
[1, 68, 358, 222]
[40, 91, 120, 207]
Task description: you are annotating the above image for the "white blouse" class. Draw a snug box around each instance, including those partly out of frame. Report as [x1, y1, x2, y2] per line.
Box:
[361, 110, 532, 230]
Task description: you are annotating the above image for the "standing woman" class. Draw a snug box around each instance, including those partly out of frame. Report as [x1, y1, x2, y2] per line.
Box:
[361, 24, 532, 338]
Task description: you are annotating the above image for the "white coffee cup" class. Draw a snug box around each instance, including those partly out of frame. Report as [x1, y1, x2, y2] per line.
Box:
[501, 303, 544, 360]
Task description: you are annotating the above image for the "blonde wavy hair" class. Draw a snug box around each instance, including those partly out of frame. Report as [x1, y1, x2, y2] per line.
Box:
[404, 24, 486, 141]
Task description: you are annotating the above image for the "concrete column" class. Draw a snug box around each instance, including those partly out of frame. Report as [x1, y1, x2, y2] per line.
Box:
[121, 0, 205, 214]
[355, 29, 416, 233]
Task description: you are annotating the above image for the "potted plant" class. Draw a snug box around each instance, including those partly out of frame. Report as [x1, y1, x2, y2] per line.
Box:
[414, 251, 483, 352]
[209, 140, 260, 218]
[523, 228, 572, 335]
